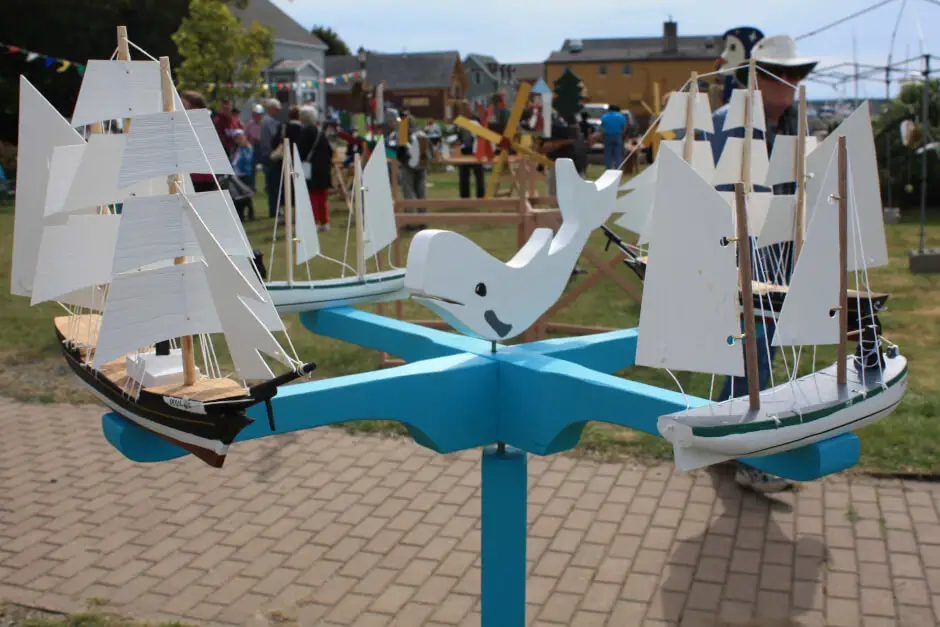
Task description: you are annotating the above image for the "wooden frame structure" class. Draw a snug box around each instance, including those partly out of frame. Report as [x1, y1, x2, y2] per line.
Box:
[372, 159, 643, 368]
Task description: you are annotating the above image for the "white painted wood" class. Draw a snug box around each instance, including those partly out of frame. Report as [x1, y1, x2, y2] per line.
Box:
[660, 139, 715, 183]
[765, 135, 797, 186]
[92, 262, 222, 367]
[659, 92, 714, 134]
[614, 162, 656, 241]
[635, 148, 744, 377]
[111, 192, 252, 275]
[31, 214, 121, 305]
[186, 207, 292, 381]
[268, 269, 408, 314]
[757, 195, 798, 248]
[11, 77, 86, 298]
[58, 134, 164, 216]
[405, 159, 620, 341]
[361, 137, 397, 259]
[290, 144, 320, 264]
[804, 104, 888, 271]
[117, 109, 234, 189]
[44, 145, 86, 217]
[772, 157, 842, 347]
[713, 137, 770, 188]
[232, 255, 286, 331]
[70, 60, 163, 128]
[725, 89, 766, 132]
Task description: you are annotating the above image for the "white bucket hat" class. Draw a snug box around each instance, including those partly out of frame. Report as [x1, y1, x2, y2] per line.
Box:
[751, 35, 818, 76]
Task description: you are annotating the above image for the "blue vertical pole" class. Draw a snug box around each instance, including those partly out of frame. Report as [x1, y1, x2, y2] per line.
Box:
[481, 443, 527, 627]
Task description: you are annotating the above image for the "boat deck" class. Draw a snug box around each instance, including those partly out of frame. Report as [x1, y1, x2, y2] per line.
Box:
[54, 315, 248, 402]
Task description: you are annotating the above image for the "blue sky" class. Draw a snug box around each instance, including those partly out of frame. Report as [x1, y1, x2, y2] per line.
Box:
[271, 0, 938, 100]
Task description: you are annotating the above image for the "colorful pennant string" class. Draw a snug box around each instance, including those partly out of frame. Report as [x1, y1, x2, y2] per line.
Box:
[1, 42, 86, 76]
[201, 70, 366, 93]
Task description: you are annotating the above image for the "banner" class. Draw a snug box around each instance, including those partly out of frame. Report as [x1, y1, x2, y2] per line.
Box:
[1, 42, 86, 75]
[203, 70, 367, 94]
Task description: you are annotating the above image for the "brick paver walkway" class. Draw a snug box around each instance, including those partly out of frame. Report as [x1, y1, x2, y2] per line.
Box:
[2, 397, 940, 626]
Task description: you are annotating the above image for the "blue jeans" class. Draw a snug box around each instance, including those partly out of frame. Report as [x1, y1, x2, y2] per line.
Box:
[603, 134, 623, 170]
[264, 159, 282, 217]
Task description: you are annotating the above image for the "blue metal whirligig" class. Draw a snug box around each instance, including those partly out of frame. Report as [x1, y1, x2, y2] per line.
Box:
[101, 306, 860, 626]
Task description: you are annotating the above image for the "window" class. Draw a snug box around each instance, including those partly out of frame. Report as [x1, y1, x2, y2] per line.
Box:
[474, 71, 482, 85]
[598, 64, 607, 77]
[621, 63, 632, 76]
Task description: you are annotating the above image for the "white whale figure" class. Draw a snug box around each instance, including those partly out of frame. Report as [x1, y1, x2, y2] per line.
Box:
[404, 158, 621, 341]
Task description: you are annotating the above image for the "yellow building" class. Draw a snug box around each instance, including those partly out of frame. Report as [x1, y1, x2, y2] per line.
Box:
[544, 21, 722, 126]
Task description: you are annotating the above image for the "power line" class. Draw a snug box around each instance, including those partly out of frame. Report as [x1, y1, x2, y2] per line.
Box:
[796, 0, 899, 41]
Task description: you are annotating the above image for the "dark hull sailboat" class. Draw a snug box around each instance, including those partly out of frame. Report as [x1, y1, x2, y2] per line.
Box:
[56, 315, 313, 468]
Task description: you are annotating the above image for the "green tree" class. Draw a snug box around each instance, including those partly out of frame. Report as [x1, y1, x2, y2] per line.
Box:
[872, 78, 940, 208]
[312, 25, 350, 56]
[171, 0, 273, 104]
[553, 68, 584, 123]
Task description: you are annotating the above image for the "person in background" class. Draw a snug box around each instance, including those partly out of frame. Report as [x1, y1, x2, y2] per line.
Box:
[707, 34, 818, 494]
[179, 90, 219, 193]
[243, 104, 264, 191]
[213, 98, 241, 159]
[294, 105, 333, 231]
[396, 112, 432, 232]
[599, 105, 627, 170]
[259, 98, 283, 218]
[456, 102, 485, 199]
[578, 111, 595, 150]
[343, 130, 363, 168]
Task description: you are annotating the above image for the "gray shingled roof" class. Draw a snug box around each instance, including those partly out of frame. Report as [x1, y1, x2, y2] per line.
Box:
[229, 0, 326, 49]
[326, 52, 460, 92]
[465, 54, 499, 81]
[546, 34, 720, 63]
[509, 63, 544, 82]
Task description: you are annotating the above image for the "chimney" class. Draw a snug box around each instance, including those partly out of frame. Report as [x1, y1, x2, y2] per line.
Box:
[663, 19, 678, 54]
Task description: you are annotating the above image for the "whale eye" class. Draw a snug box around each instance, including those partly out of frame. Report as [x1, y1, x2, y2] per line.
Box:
[474, 282, 487, 297]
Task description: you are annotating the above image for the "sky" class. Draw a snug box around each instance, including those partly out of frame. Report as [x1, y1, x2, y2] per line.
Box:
[270, 0, 939, 101]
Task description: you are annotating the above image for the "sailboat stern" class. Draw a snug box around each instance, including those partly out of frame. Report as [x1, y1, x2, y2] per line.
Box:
[658, 416, 738, 472]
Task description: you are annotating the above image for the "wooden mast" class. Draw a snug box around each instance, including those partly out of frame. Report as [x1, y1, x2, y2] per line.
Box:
[837, 135, 848, 386]
[740, 57, 757, 196]
[160, 56, 196, 385]
[353, 154, 366, 279]
[117, 26, 132, 133]
[283, 137, 294, 285]
[793, 85, 808, 262]
[682, 72, 698, 162]
[735, 183, 761, 410]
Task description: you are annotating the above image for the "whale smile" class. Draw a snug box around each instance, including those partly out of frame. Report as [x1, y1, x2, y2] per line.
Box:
[484, 310, 512, 338]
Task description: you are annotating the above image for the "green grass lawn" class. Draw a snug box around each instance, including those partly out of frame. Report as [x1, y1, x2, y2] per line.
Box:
[1, 162, 939, 473]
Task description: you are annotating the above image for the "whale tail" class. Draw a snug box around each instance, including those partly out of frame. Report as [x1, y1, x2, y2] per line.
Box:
[555, 158, 622, 232]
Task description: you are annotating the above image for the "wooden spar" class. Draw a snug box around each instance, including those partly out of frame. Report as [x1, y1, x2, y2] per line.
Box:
[117, 26, 132, 133]
[837, 136, 848, 386]
[794, 84, 808, 262]
[353, 154, 366, 278]
[682, 72, 698, 163]
[735, 183, 761, 410]
[160, 55, 196, 386]
[651, 82, 662, 158]
[283, 137, 294, 285]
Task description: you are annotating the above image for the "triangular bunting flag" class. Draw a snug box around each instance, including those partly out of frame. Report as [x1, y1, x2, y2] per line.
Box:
[26, 52, 38, 62]
[57, 60, 71, 72]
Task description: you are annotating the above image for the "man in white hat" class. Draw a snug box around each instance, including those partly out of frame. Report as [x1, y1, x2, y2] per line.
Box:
[707, 35, 818, 494]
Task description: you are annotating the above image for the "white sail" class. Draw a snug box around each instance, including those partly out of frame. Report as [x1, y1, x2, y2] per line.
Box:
[44, 145, 86, 217]
[291, 144, 321, 264]
[92, 262, 222, 367]
[804, 104, 887, 271]
[362, 137, 398, 258]
[765, 135, 819, 187]
[718, 190, 773, 237]
[232, 256, 284, 332]
[111, 192, 251, 275]
[59, 286, 109, 311]
[635, 148, 744, 377]
[756, 195, 799, 249]
[614, 163, 657, 240]
[772, 158, 842, 348]
[11, 77, 86, 298]
[117, 108, 234, 189]
[70, 60, 163, 128]
[724, 89, 766, 132]
[660, 139, 716, 183]
[31, 215, 121, 305]
[658, 92, 715, 134]
[713, 137, 769, 187]
[56, 134, 167, 216]
[185, 207, 292, 381]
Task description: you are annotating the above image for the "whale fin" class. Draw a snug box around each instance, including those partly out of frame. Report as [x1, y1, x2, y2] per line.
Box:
[555, 158, 622, 232]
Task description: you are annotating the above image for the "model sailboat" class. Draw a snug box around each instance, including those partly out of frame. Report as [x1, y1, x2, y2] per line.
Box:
[9, 28, 315, 468]
[265, 137, 408, 314]
[636, 103, 907, 473]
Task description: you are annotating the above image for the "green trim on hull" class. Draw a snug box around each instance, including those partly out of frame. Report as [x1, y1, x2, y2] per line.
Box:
[691, 365, 908, 439]
[266, 271, 405, 292]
